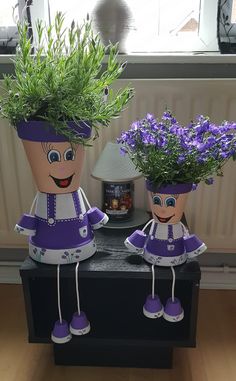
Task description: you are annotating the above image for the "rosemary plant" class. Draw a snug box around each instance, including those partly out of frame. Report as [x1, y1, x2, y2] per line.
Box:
[0, 13, 134, 143]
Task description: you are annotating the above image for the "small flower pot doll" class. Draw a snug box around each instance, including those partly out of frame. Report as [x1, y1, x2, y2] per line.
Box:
[125, 181, 206, 322]
[120, 110, 236, 321]
[14, 121, 108, 343]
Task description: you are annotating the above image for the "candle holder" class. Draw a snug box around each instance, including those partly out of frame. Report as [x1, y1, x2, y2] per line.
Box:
[91, 142, 149, 227]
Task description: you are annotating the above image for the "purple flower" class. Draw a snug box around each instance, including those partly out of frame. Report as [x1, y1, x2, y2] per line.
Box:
[131, 121, 139, 130]
[120, 146, 127, 156]
[117, 110, 236, 186]
[177, 155, 185, 164]
[205, 178, 214, 185]
[146, 113, 154, 121]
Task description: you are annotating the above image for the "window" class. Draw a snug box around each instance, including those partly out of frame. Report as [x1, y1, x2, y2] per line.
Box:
[48, 0, 218, 53]
[219, 0, 236, 42]
[0, 1, 18, 53]
[1, 0, 218, 54]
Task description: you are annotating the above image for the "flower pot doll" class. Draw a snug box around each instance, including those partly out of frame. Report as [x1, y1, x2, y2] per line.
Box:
[118, 111, 236, 322]
[0, 14, 134, 344]
[125, 181, 206, 322]
[15, 121, 109, 342]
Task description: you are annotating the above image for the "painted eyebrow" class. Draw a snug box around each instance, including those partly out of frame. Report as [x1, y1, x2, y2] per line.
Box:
[41, 142, 54, 154]
[172, 194, 179, 199]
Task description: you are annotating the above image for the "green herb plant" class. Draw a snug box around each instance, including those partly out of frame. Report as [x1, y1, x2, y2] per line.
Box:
[0, 13, 134, 143]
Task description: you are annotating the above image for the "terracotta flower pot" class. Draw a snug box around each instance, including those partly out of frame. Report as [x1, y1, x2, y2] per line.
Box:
[146, 182, 193, 225]
[22, 139, 85, 194]
[14, 120, 109, 265]
[17, 120, 90, 194]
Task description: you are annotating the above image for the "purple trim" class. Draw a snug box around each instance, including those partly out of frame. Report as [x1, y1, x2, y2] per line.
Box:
[47, 194, 56, 220]
[168, 225, 173, 240]
[72, 191, 82, 217]
[145, 180, 193, 194]
[16, 120, 92, 142]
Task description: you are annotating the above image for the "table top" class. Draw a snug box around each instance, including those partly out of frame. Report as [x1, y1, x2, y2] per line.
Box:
[20, 227, 201, 281]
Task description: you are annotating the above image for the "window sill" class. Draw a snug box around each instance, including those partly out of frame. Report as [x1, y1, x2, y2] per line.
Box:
[1, 53, 236, 78]
[3, 52, 236, 63]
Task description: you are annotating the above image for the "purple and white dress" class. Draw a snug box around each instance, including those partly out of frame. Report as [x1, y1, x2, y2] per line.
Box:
[15, 188, 108, 264]
[125, 219, 206, 267]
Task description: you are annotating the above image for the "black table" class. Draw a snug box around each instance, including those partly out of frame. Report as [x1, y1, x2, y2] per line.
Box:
[20, 227, 201, 368]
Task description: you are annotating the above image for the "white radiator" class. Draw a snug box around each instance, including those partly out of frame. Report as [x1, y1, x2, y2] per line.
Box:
[0, 79, 236, 252]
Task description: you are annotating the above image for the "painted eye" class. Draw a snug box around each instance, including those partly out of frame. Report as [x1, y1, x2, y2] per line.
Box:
[47, 150, 61, 163]
[165, 197, 176, 207]
[64, 148, 75, 161]
[153, 195, 162, 206]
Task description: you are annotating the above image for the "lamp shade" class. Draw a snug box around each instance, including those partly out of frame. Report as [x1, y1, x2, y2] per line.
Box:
[91, 142, 142, 182]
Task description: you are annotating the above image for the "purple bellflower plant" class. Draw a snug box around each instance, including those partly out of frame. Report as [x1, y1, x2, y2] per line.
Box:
[117, 111, 236, 188]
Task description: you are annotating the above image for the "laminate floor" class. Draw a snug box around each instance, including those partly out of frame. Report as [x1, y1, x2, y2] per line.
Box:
[0, 285, 235, 381]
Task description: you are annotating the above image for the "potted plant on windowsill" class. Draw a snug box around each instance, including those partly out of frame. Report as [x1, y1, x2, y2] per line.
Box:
[118, 111, 236, 323]
[0, 13, 134, 344]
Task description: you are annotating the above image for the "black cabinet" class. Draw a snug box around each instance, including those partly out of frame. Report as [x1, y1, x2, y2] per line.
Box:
[20, 228, 201, 368]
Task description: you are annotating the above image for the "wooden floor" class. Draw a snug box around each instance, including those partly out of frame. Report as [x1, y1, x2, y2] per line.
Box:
[0, 285, 235, 381]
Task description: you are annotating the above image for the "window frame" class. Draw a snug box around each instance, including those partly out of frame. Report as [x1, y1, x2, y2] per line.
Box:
[0, 0, 219, 54]
[46, 0, 219, 53]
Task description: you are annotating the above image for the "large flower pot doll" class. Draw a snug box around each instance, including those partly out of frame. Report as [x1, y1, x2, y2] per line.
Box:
[0, 14, 133, 344]
[15, 121, 109, 343]
[118, 111, 236, 322]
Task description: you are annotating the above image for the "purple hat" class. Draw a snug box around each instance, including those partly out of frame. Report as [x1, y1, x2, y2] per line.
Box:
[16, 120, 92, 142]
[145, 179, 193, 194]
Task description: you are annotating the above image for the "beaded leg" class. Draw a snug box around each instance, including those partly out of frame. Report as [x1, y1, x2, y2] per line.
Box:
[163, 266, 184, 322]
[51, 264, 72, 343]
[70, 262, 91, 335]
[143, 264, 163, 319]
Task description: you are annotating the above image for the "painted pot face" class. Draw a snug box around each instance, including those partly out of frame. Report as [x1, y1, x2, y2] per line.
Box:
[148, 191, 189, 224]
[22, 140, 85, 194]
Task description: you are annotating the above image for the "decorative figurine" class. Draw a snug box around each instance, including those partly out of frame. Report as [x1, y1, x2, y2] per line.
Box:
[125, 181, 206, 322]
[14, 121, 109, 343]
[0, 14, 133, 344]
[118, 111, 236, 322]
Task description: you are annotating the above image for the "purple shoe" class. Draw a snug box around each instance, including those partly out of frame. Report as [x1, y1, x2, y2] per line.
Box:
[70, 311, 91, 335]
[163, 297, 184, 322]
[51, 320, 72, 344]
[143, 294, 163, 319]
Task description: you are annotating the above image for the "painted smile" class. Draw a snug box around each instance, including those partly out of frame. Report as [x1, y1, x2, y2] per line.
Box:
[50, 174, 74, 188]
[154, 213, 175, 223]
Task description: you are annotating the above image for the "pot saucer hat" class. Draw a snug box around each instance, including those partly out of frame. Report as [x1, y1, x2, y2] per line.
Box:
[16, 120, 92, 142]
[145, 180, 193, 194]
